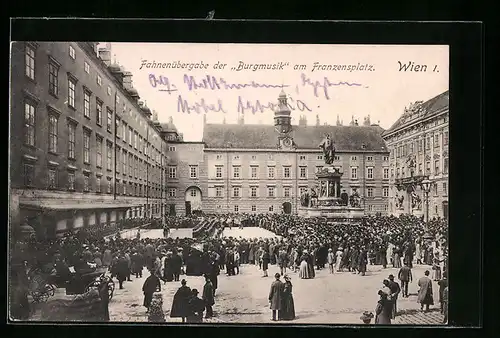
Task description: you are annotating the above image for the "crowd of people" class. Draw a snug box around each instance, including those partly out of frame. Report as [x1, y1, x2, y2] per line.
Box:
[10, 212, 448, 324]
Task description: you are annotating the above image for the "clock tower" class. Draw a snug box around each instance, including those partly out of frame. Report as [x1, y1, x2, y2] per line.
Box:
[274, 89, 295, 150]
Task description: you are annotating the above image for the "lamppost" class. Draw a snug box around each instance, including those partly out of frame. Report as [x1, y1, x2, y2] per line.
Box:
[421, 178, 431, 222]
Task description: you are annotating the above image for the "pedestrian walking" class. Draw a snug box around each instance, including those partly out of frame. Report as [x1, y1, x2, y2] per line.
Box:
[438, 271, 448, 315]
[280, 275, 295, 320]
[268, 273, 284, 321]
[375, 290, 392, 325]
[170, 279, 192, 323]
[417, 270, 434, 312]
[202, 275, 215, 318]
[142, 269, 161, 311]
[262, 250, 270, 277]
[388, 274, 401, 318]
[398, 262, 413, 297]
[187, 289, 205, 323]
[327, 248, 335, 274]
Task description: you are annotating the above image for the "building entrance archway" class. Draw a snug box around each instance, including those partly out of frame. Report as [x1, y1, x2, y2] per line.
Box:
[185, 186, 202, 215]
[282, 202, 292, 214]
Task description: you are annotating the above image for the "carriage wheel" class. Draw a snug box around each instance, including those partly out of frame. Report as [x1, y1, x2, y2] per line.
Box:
[45, 284, 56, 296]
[84, 279, 100, 294]
[106, 278, 115, 300]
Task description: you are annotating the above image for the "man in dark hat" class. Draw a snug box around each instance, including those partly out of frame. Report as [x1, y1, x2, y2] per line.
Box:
[170, 279, 192, 323]
[187, 289, 205, 323]
[388, 274, 401, 318]
[268, 273, 284, 321]
[398, 262, 413, 298]
[142, 269, 161, 311]
[202, 274, 215, 318]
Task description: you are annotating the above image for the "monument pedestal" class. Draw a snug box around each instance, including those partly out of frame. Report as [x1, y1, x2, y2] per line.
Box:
[299, 165, 365, 222]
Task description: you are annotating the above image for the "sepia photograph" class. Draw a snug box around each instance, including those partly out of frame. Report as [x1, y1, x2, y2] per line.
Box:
[9, 41, 450, 325]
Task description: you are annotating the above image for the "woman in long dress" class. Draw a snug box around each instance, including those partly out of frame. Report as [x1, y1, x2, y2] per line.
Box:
[375, 290, 392, 325]
[280, 275, 296, 320]
[298, 250, 310, 279]
[335, 248, 343, 272]
[393, 247, 402, 269]
[306, 250, 315, 278]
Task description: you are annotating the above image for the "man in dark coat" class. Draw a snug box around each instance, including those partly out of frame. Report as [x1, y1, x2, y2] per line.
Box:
[202, 275, 215, 318]
[115, 253, 129, 289]
[388, 274, 401, 318]
[170, 279, 192, 323]
[398, 262, 413, 298]
[142, 269, 161, 310]
[187, 289, 205, 323]
[357, 248, 368, 276]
[225, 249, 235, 276]
[170, 250, 183, 282]
[268, 273, 284, 321]
[417, 270, 434, 312]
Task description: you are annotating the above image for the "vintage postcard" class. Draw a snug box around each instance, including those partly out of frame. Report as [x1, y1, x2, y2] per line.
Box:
[9, 41, 449, 325]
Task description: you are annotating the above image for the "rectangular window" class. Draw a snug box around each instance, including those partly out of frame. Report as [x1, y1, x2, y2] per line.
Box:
[443, 182, 448, 195]
[391, 168, 394, 178]
[251, 166, 258, 179]
[84, 61, 90, 73]
[48, 169, 57, 189]
[107, 142, 112, 170]
[251, 205, 257, 212]
[426, 161, 431, 174]
[97, 74, 102, 86]
[68, 78, 76, 108]
[122, 122, 127, 140]
[299, 155, 306, 160]
[397, 168, 400, 177]
[300, 187, 307, 196]
[95, 177, 101, 193]
[251, 155, 257, 160]
[168, 166, 177, 179]
[83, 129, 90, 163]
[233, 155, 240, 160]
[234, 205, 239, 212]
[122, 150, 127, 174]
[383, 156, 389, 161]
[48, 60, 59, 96]
[351, 156, 357, 161]
[384, 204, 389, 211]
[107, 86, 112, 96]
[443, 158, 449, 174]
[123, 181, 127, 195]
[48, 114, 58, 153]
[168, 188, 176, 197]
[283, 166, 291, 178]
[268, 166, 275, 179]
[25, 44, 36, 80]
[284, 187, 291, 197]
[419, 163, 423, 175]
[68, 172, 75, 191]
[83, 173, 90, 192]
[190, 166, 198, 179]
[367, 167, 374, 179]
[300, 167, 307, 178]
[367, 156, 373, 161]
[115, 118, 120, 138]
[216, 166, 222, 178]
[251, 187, 257, 197]
[268, 154, 274, 160]
[69, 45, 75, 59]
[233, 166, 240, 178]
[433, 183, 438, 196]
[443, 131, 449, 146]
[317, 155, 323, 160]
[168, 146, 176, 151]
[434, 159, 440, 175]
[434, 133, 440, 147]
[351, 167, 358, 179]
[96, 136, 103, 167]
[233, 187, 240, 197]
[68, 122, 76, 159]
[418, 139, 423, 152]
[368, 205, 374, 212]
[107, 108, 113, 133]
[367, 187, 374, 197]
[96, 99, 103, 125]
[216, 187, 223, 197]
[134, 132, 138, 149]
[83, 90, 91, 118]
[268, 186, 275, 197]
[24, 101, 36, 146]
[23, 164, 34, 187]
[269, 205, 274, 212]
[426, 137, 431, 150]
[107, 178, 112, 194]
[383, 187, 389, 197]
[383, 167, 389, 179]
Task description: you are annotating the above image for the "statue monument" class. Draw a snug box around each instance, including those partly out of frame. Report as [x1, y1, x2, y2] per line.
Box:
[298, 133, 364, 222]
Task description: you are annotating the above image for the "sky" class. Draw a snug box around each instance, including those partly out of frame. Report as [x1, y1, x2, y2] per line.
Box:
[107, 43, 449, 142]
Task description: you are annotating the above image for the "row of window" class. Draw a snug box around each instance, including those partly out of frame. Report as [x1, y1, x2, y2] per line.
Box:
[25, 43, 165, 166]
[210, 165, 390, 180]
[23, 162, 166, 196]
[203, 186, 390, 198]
[391, 131, 448, 159]
[215, 204, 390, 213]
[214, 154, 389, 162]
[392, 158, 449, 178]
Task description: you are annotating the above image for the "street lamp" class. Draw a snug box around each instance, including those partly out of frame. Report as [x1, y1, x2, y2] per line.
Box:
[421, 178, 432, 239]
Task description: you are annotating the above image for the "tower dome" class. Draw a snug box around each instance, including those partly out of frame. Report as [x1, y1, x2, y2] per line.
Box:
[274, 89, 292, 134]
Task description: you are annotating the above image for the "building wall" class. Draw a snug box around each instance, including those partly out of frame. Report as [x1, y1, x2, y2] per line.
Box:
[384, 109, 449, 219]
[10, 41, 169, 233]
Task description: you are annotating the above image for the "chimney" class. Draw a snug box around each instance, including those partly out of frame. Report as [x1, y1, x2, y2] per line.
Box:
[316, 114, 320, 126]
[98, 46, 112, 67]
[336, 114, 341, 126]
[168, 116, 174, 124]
[354, 119, 359, 126]
[363, 114, 371, 126]
[203, 114, 207, 125]
[122, 71, 133, 90]
[350, 115, 355, 126]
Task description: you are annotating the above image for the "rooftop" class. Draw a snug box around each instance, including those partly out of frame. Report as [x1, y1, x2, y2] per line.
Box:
[203, 124, 387, 151]
[382, 90, 449, 137]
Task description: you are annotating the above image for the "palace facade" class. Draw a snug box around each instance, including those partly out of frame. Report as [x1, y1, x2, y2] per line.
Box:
[382, 90, 449, 220]
[10, 41, 172, 238]
[161, 90, 391, 216]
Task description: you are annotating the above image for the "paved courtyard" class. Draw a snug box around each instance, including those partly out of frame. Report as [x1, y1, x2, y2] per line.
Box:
[106, 227, 444, 325]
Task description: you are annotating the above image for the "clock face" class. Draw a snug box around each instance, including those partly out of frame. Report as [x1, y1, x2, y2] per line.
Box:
[283, 138, 292, 147]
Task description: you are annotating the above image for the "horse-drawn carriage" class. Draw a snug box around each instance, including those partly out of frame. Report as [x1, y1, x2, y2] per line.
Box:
[63, 267, 115, 300]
